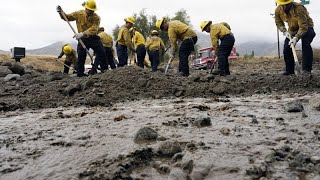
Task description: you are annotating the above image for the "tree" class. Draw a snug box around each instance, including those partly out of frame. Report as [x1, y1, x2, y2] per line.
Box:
[172, 9, 191, 25]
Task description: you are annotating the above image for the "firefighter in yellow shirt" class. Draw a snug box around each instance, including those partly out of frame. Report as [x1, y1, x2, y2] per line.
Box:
[57, 44, 77, 74]
[56, 0, 107, 77]
[130, 27, 146, 68]
[98, 27, 116, 69]
[200, 21, 235, 76]
[156, 18, 197, 77]
[145, 30, 165, 72]
[116, 16, 135, 67]
[275, 0, 316, 75]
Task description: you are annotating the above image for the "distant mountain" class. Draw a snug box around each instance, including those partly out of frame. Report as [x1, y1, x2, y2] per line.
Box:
[26, 41, 77, 56]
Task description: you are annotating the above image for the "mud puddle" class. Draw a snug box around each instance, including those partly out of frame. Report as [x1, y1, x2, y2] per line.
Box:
[1, 94, 320, 180]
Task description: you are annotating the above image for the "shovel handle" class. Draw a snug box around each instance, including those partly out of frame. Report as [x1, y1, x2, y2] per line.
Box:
[165, 57, 174, 74]
[59, 9, 94, 64]
[288, 35, 301, 74]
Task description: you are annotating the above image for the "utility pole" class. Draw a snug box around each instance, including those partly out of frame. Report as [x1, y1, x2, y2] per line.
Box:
[270, 4, 281, 59]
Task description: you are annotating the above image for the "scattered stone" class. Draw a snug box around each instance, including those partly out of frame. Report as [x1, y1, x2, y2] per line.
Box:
[4, 74, 20, 81]
[191, 116, 211, 127]
[0, 65, 13, 77]
[251, 115, 259, 124]
[153, 161, 162, 169]
[245, 164, 268, 180]
[311, 156, 320, 164]
[274, 134, 287, 142]
[220, 127, 231, 136]
[171, 153, 184, 163]
[113, 115, 126, 122]
[47, 72, 65, 81]
[301, 112, 308, 118]
[63, 83, 82, 96]
[286, 101, 304, 112]
[134, 127, 158, 143]
[192, 104, 210, 111]
[182, 159, 194, 174]
[159, 164, 171, 174]
[309, 95, 320, 111]
[174, 88, 185, 97]
[9, 63, 25, 75]
[314, 129, 319, 135]
[158, 140, 182, 157]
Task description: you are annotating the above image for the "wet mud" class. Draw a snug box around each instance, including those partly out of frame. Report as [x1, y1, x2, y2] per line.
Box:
[1, 59, 320, 179]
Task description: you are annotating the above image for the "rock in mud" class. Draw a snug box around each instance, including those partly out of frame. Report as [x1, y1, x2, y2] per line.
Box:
[158, 140, 182, 157]
[0, 65, 13, 77]
[245, 164, 268, 180]
[174, 88, 185, 97]
[134, 127, 158, 143]
[182, 159, 194, 174]
[4, 74, 20, 81]
[220, 127, 231, 136]
[159, 164, 171, 174]
[171, 153, 184, 163]
[47, 72, 65, 81]
[311, 156, 320, 164]
[309, 95, 320, 111]
[9, 63, 25, 75]
[286, 101, 304, 112]
[63, 84, 82, 96]
[192, 116, 211, 127]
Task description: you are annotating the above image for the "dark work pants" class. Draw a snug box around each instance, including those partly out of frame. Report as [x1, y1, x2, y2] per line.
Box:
[63, 61, 72, 74]
[179, 36, 198, 76]
[218, 34, 235, 74]
[148, 50, 160, 72]
[104, 47, 116, 69]
[136, 45, 146, 68]
[283, 27, 316, 73]
[116, 42, 128, 67]
[77, 35, 107, 77]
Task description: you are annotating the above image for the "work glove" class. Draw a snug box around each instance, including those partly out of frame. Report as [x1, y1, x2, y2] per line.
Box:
[56, 5, 62, 13]
[289, 37, 298, 47]
[74, 32, 84, 40]
[283, 31, 291, 39]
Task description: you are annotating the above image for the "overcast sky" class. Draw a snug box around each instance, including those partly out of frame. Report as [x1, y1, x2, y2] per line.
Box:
[0, 0, 319, 51]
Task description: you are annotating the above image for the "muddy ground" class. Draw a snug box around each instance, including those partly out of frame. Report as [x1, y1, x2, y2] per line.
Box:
[0, 58, 320, 180]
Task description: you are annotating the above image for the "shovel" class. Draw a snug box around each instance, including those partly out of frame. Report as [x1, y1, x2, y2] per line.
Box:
[165, 57, 174, 74]
[289, 35, 301, 75]
[55, 58, 76, 73]
[209, 57, 218, 74]
[58, 7, 94, 65]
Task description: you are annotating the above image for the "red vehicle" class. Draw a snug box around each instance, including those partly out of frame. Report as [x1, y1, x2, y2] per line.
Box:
[191, 47, 238, 70]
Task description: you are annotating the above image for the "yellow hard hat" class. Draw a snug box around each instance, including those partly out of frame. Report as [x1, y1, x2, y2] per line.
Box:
[124, 16, 135, 24]
[82, 0, 97, 11]
[275, 0, 292, 5]
[151, 30, 159, 35]
[63, 45, 72, 54]
[156, 18, 165, 29]
[200, 21, 212, 31]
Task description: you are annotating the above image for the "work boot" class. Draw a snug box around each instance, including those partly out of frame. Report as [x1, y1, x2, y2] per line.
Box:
[88, 69, 97, 75]
[281, 71, 294, 76]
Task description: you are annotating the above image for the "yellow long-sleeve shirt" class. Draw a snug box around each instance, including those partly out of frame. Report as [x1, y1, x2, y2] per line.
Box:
[98, 32, 113, 48]
[145, 36, 165, 51]
[65, 10, 100, 37]
[117, 25, 134, 50]
[58, 44, 77, 64]
[275, 2, 313, 40]
[132, 31, 146, 49]
[210, 23, 232, 50]
[168, 20, 197, 52]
